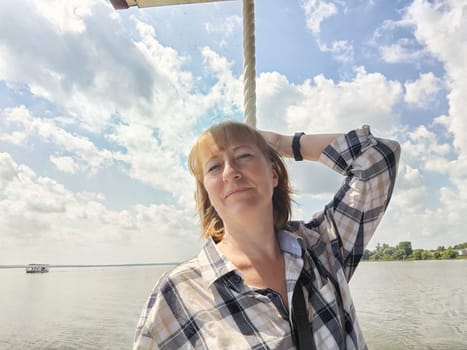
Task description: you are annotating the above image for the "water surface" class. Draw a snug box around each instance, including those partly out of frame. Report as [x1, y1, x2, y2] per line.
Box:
[351, 260, 466, 349]
[0, 260, 465, 349]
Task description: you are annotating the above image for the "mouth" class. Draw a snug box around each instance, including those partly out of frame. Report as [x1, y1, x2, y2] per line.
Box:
[225, 187, 250, 198]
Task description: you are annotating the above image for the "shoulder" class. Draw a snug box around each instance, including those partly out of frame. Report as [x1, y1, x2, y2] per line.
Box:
[152, 257, 203, 297]
[134, 257, 207, 349]
[138, 257, 207, 326]
[285, 219, 342, 277]
[285, 219, 329, 250]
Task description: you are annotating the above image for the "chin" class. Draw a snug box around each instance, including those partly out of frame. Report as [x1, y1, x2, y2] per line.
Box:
[227, 202, 268, 217]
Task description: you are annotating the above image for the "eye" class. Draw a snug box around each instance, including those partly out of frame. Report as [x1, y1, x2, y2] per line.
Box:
[206, 163, 220, 173]
[238, 153, 253, 160]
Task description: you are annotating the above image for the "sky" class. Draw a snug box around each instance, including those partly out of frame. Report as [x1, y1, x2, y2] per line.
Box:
[0, 0, 466, 265]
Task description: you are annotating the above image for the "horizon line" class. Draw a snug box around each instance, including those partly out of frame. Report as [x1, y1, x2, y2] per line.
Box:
[0, 262, 180, 269]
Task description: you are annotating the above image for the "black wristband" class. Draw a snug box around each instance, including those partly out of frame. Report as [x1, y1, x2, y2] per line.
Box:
[292, 132, 305, 161]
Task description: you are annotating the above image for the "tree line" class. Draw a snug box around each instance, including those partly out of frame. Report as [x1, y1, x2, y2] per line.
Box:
[362, 241, 467, 261]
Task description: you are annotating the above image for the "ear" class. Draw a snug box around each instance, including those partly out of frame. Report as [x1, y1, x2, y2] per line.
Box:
[271, 165, 279, 188]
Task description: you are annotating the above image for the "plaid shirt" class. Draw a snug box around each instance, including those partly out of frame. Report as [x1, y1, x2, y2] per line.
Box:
[134, 126, 400, 350]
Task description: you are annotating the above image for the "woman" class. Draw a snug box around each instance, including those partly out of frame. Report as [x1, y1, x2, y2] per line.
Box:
[134, 121, 400, 350]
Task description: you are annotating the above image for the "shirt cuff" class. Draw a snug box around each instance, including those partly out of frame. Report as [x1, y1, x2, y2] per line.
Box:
[319, 125, 377, 175]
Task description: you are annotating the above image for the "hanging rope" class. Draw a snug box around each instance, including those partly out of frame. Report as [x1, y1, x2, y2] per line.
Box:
[110, 0, 257, 127]
[242, 0, 256, 128]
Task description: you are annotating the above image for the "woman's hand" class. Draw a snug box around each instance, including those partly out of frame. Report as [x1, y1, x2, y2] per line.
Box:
[259, 130, 293, 158]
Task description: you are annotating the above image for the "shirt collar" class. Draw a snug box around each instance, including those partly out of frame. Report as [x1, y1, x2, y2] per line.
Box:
[277, 229, 304, 257]
[198, 237, 237, 288]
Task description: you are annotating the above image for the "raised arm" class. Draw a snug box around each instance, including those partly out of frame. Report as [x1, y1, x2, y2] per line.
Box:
[260, 130, 341, 161]
[262, 126, 401, 280]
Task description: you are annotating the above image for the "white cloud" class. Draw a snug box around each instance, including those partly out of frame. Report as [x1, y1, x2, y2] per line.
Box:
[398, 2, 467, 251]
[109, 122, 194, 205]
[379, 40, 427, 64]
[49, 155, 80, 174]
[0, 106, 113, 173]
[371, 18, 434, 64]
[403, 0, 467, 155]
[301, 0, 338, 34]
[1, 106, 193, 206]
[120, 19, 242, 152]
[256, 72, 302, 132]
[404, 72, 443, 108]
[31, 0, 94, 34]
[402, 125, 452, 170]
[281, 66, 402, 135]
[424, 157, 451, 173]
[0, 153, 17, 190]
[0, 152, 201, 264]
[316, 39, 354, 62]
[372, 157, 463, 249]
[372, 1, 467, 252]
[300, 0, 354, 63]
[392, 174, 427, 214]
[0, 0, 158, 133]
[0, 0, 243, 163]
[204, 15, 241, 49]
[201, 46, 243, 115]
[0, 2, 245, 207]
[204, 15, 241, 36]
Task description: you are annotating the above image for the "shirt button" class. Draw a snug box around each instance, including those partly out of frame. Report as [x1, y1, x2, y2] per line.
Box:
[231, 274, 242, 284]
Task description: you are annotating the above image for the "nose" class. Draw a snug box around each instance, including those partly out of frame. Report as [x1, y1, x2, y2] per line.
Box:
[222, 159, 241, 182]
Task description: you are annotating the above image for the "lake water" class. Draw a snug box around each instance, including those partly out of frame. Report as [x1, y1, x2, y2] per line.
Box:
[0, 260, 465, 349]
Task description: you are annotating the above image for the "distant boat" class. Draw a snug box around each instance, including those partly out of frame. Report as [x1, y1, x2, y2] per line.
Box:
[25, 264, 49, 273]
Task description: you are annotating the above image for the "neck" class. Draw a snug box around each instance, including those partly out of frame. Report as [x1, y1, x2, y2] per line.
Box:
[217, 221, 287, 306]
[217, 220, 280, 266]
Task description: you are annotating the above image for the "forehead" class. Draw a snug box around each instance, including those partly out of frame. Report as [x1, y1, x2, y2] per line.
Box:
[198, 134, 256, 161]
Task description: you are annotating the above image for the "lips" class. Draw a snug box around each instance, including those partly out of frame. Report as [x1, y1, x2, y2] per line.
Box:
[224, 187, 251, 198]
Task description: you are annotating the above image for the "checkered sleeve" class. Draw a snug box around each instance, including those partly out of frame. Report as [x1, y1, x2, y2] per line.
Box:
[318, 125, 400, 280]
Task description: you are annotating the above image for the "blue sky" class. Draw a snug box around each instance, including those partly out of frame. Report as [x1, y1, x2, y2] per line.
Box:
[0, 0, 466, 264]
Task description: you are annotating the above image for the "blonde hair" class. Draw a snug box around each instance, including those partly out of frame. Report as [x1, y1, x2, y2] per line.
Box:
[188, 121, 292, 242]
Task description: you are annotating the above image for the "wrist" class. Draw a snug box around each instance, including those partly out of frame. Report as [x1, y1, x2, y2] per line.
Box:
[278, 135, 294, 158]
[292, 132, 305, 161]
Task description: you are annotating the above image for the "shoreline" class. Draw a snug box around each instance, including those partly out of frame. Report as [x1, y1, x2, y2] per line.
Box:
[362, 256, 467, 262]
[2, 259, 465, 269]
[0, 262, 179, 269]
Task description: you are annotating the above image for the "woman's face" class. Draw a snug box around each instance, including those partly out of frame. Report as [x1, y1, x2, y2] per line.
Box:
[201, 138, 278, 225]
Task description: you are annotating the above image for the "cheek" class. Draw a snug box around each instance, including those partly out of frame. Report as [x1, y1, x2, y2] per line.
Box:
[203, 178, 220, 202]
